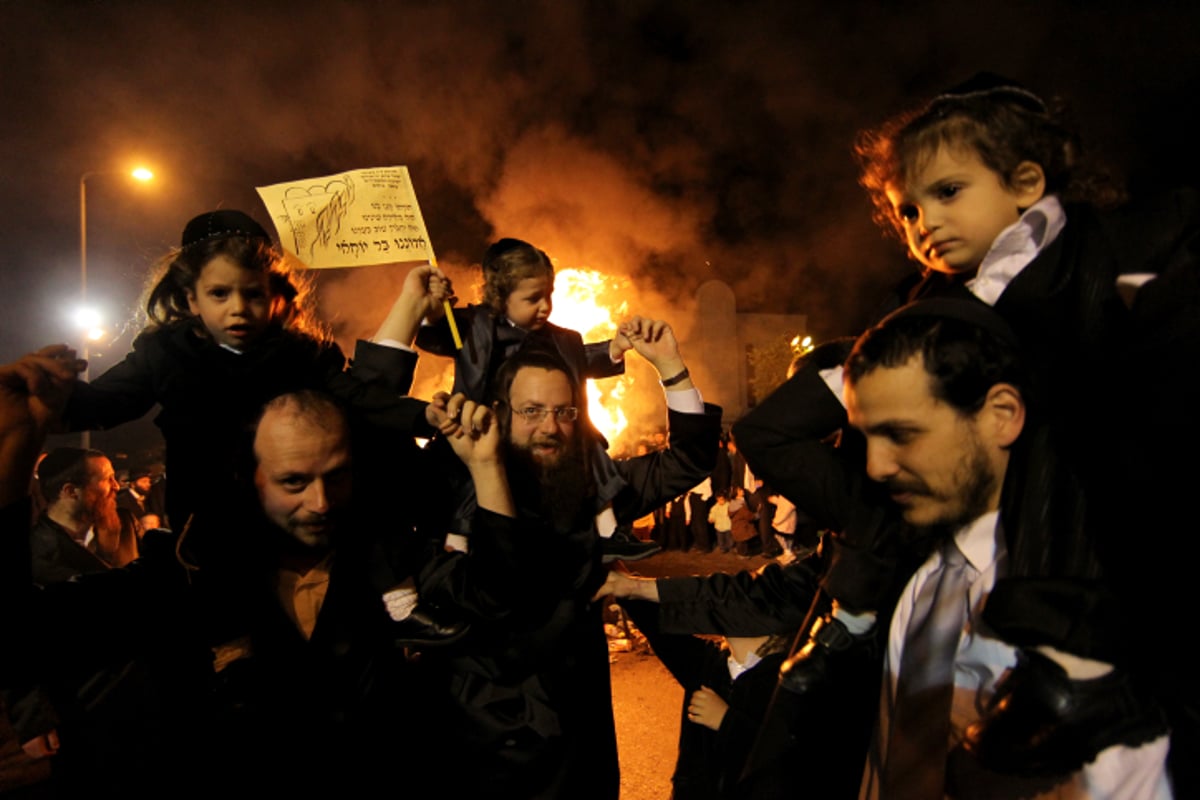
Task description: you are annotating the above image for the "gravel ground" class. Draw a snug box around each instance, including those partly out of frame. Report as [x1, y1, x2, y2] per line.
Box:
[607, 548, 778, 799]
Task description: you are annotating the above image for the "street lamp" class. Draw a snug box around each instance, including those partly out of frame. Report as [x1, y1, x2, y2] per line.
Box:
[78, 167, 153, 446]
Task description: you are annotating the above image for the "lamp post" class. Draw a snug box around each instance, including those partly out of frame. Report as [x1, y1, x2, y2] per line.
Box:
[78, 167, 153, 447]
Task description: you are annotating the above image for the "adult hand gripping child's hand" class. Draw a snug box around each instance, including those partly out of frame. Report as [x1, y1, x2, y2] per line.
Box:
[0, 344, 85, 504]
[617, 317, 693, 390]
[427, 391, 514, 518]
[372, 264, 455, 345]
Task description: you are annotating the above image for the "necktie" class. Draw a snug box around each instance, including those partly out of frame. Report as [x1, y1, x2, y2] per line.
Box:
[883, 540, 973, 799]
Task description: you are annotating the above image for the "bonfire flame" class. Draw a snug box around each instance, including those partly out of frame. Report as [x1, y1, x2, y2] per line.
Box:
[552, 268, 632, 449]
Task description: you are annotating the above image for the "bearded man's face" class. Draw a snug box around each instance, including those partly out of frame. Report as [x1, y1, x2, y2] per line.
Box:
[504, 366, 590, 529]
[82, 456, 121, 532]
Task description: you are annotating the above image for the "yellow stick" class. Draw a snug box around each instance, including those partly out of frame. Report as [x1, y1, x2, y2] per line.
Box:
[444, 298, 463, 349]
[430, 254, 463, 350]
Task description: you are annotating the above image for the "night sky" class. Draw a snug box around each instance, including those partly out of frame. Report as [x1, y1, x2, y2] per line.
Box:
[3, 0, 1199, 441]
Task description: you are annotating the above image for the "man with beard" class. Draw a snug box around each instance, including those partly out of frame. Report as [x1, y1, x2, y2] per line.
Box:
[847, 301, 1171, 799]
[419, 317, 721, 800]
[31, 447, 133, 580]
[186, 388, 452, 794]
[600, 301, 1172, 798]
[3, 446, 142, 783]
[0, 363, 456, 797]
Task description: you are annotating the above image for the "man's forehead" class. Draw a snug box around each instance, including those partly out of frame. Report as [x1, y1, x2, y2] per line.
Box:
[846, 358, 938, 426]
[87, 456, 114, 477]
[510, 366, 572, 403]
[254, 409, 350, 467]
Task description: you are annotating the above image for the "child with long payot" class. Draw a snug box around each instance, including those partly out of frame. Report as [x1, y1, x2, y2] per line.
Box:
[416, 237, 663, 562]
[61, 209, 462, 646]
[736, 73, 1193, 778]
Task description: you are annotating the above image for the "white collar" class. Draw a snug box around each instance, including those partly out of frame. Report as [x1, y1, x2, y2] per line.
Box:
[966, 195, 1066, 305]
[952, 509, 1002, 574]
[727, 649, 763, 681]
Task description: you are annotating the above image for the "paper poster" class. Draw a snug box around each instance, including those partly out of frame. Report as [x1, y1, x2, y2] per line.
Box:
[256, 166, 434, 269]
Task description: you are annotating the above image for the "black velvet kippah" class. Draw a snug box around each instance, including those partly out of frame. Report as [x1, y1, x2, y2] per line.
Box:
[180, 210, 269, 249]
[931, 71, 1047, 114]
[881, 297, 1020, 349]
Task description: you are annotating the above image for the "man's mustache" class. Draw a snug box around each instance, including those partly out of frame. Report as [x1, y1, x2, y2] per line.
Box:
[885, 477, 930, 496]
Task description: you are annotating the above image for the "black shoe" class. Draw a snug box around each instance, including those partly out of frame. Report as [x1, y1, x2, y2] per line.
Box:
[963, 649, 1168, 776]
[392, 605, 470, 648]
[778, 614, 866, 695]
[601, 528, 662, 563]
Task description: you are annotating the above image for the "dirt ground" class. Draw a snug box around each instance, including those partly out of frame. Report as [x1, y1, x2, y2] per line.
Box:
[607, 548, 778, 799]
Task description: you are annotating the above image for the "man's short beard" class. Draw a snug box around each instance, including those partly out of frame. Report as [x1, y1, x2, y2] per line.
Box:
[509, 434, 592, 532]
[941, 433, 998, 531]
[898, 432, 997, 549]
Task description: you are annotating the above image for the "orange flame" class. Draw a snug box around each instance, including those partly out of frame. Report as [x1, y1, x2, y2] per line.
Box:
[551, 268, 632, 448]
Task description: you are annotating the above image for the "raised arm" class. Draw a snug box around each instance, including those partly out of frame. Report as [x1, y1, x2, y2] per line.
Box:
[426, 392, 514, 519]
[618, 316, 694, 391]
[0, 345, 83, 506]
[607, 317, 720, 522]
[371, 263, 453, 347]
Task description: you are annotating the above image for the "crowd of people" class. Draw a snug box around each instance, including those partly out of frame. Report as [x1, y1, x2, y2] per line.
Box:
[1, 72, 1197, 800]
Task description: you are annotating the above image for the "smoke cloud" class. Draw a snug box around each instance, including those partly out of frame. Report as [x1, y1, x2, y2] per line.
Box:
[4, 0, 1199, 369]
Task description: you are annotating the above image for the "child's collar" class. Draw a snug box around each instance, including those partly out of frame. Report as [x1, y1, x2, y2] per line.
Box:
[966, 195, 1066, 305]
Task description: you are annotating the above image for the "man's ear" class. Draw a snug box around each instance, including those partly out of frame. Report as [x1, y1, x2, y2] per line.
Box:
[981, 383, 1025, 448]
[1011, 161, 1046, 210]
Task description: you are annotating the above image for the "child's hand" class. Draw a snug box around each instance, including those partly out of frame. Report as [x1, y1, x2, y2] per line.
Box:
[373, 266, 455, 344]
[425, 271, 456, 321]
[609, 326, 634, 362]
[425, 391, 451, 428]
[428, 392, 501, 466]
[687, 686, 728, 731]
[618, 317, 689, 385]
[429, 391, 516, 518]
[402, 263, 455, 320]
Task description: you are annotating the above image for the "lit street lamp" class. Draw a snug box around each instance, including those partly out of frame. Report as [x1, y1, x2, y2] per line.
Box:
[78, 167, 153, 446]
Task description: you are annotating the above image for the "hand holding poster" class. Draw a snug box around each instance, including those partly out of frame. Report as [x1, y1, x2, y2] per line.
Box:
[256, 166, 433, 269]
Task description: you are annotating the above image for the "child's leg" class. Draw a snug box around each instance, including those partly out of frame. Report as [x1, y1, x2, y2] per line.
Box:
[590, 441, 661, 562]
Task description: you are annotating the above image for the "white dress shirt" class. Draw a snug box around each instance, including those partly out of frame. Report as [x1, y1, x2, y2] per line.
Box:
[861, 511, 1172, 799]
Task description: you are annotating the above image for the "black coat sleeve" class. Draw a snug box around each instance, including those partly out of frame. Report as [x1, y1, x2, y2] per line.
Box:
[656, 561, 821, 636]
[611, 404, 722, 524]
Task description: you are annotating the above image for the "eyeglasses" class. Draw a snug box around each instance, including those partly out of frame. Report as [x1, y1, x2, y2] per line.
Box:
[511, 406, 579, 424]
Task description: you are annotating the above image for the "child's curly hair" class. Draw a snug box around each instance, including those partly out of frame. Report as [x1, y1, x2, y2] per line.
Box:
[856, 75, 1121, 242]
[480, 238, 555, 314]
[141, 210, 328, 343]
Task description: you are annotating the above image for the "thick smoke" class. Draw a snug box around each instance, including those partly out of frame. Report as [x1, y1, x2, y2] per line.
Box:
[4, 0, 1199, 366]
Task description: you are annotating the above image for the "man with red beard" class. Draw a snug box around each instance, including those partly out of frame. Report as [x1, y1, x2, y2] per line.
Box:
[420, 317, 721, 800]
[30, 448, 133, 581]
[5, 447, 144, 784]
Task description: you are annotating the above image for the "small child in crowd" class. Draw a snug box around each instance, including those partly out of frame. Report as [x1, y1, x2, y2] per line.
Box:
[707, 493, 734, 554]
[622, 599, 797, 799]
[415, 237, 663, 561]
